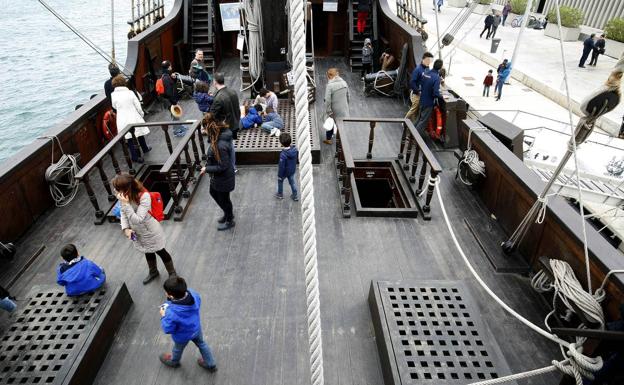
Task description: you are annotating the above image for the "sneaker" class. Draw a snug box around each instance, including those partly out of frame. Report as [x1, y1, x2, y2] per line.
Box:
[197, 358, 218, 372]
[159, 353, 180, 368]
[143, 146, 152, 153]
[275, 193, 284, 200]
[234, 168, 239, 174]
[217, 221, 235, 231]
[218, 215, 234, 224]
[274, 129, 281, 137]
[291, 195, 299, 201]
[270, 128, 277, 136]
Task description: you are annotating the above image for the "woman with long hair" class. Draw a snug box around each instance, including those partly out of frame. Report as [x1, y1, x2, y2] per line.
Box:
[200, 113, 236, 230]
[112, 173, 177, 284]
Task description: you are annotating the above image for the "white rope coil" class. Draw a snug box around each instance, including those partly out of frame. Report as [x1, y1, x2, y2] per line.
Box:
[457, 128, 486, 185]
[41, 135, 81, 207]
[289, 0, 324, 384]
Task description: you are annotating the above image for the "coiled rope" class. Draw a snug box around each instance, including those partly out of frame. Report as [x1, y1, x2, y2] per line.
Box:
[40, 136, 81, 207]
[457, 127, 486, 185]
[289, 0, 324, 384]
[430, 177, 603, 385]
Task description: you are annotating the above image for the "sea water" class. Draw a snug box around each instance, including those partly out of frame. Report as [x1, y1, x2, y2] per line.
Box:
[0, 0, 172, 164]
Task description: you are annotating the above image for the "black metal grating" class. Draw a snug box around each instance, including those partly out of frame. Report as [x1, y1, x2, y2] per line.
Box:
[235, 99, 316, 150]
[375, 280, 512, 384]
[0, 287, 109, 385]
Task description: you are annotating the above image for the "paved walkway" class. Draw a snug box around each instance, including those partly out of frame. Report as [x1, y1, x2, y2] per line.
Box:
[391, 2, 623, 136]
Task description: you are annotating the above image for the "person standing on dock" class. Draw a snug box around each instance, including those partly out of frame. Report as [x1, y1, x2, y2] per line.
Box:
[579, 34, 596, 68]
[405, 51, 434, 122]
[112, 173, 178, 284]
[414, 59, 443, 135]
[480, 12, 494, 39]
[211, 73, 240, 172]
[201, 113, 236, 231]
[589, 34, 606, 67]
[483, 69, 494, 97]
[501, 1, 512, 26]
[495, 61, 511, 101]
[323, 68, 350, 145]
[488, 11, 501, 40]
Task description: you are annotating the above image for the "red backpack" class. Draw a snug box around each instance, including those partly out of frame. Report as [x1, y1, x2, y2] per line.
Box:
[143, 191, 164, 221]
[155, 76, 165, 95]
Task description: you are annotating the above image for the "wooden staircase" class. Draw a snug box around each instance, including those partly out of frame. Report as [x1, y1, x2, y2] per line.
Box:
[189, 0, 216, 73]
[349, 0, 374, 72]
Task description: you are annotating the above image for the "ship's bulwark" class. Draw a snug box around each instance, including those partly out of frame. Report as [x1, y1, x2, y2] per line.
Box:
[1, 58, 561, 384]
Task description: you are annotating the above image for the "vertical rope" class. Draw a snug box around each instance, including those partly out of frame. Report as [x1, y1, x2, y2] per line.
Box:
[554, 0, 592, 293]
[289, 1, 325, 385]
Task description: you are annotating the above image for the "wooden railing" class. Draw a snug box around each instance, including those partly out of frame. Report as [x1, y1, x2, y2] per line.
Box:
[395, 0, 426, 31]
[336, 117, 442, 218]
[74, 120, 204, 224]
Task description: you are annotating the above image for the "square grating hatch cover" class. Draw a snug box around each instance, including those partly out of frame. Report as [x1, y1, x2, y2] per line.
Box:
[369, 280, 513, 385]
[0, 283, 132, 385]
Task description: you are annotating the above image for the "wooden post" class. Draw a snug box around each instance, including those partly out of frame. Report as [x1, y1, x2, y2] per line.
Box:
[190, 131, 201, 170]
[167, 171, 181, 214]
[197, 129, 207, 160]
[398, 121, 408, 159]
[366, 121, 376, 159]
[83, 174, 104, 220]
[343, 170, 351, 214]
[163, 124, 174, 155]
[423, 170, 439, 213]
[96, 160, 115, 202]
[109, 149, 122, 175]
[335, 129, 342, 160]
[176, 156, 190, 199]
[404, 134, 413, 171]
[417, 151, 428, 194]
[410, 144, 421, 183]
[121, 139, 135, 175]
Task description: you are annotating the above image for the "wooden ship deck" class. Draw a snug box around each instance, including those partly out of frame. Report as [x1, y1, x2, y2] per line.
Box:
[0, 58, 563, 384]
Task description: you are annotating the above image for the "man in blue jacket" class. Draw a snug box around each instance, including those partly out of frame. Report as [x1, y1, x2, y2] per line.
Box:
[495, 60, 512, 101]
[159, 276, 217, 371]
[414, 59, 443, 134]
[405, 52, 434, 122]
[276, 133, 299, 201]
[579, 34, 596, 68]
[56, 244, 106, 296]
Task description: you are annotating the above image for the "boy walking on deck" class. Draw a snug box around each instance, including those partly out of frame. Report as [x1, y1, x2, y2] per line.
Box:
[276, 133, 299, 201]
[57, 244, 106, 297]
[159, 276, 217, 372]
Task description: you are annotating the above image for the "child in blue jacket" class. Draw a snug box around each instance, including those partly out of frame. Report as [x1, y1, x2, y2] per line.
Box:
[193, 81, 213, 113]
[240, 104, 263, 130]
[276, 133, 299, 201]
[56, 244, 106, 296]
[159, 276, 217, 372]
[261, 106, 285, 137]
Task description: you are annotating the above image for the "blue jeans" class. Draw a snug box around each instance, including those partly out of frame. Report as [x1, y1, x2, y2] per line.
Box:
[261, 121, 281, 134]
[414, 105, 433, 134]
[326, 128, 334, 140]
[171, 328, 216, 366]
[127, 136, 150, 161]
[495, 80, 504, 99]
[0, 297, 16, 313]
[278, 174, 298, 198]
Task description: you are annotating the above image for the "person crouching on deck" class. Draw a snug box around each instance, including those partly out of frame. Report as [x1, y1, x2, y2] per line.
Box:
[240, 103, 263, 130]
[159, 276, 217, 372]
[57, 244, 106, 296]
[261, 106, 284, 137]
[276, 132, 299, 201]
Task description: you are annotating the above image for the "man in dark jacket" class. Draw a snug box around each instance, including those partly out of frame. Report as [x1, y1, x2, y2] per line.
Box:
[414, 59, 443, 135]
[210, 72, 240, 171]
[487, 12, 501, 40]
[480, 13, 494, 39]
[161, 60, 186, 136]
[104, 63, 120, 107]
[405, 51, 434, 122]
[579, 34, 596, 68]
[589, 34, 606, 66]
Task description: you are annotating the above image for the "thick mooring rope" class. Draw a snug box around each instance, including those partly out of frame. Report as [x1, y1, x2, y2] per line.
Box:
[289, 1, 324, 384]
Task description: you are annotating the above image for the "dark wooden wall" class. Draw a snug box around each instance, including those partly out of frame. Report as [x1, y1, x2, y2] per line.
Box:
[0, 0, 186, 242]
[459, 118, 624, 321]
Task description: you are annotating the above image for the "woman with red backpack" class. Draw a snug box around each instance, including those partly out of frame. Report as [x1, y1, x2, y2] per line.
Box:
[112, 173, 177, 284]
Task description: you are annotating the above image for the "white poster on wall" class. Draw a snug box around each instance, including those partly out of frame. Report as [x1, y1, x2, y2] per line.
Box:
[323, 0, 338, 12]
[220, 3, 241, 32]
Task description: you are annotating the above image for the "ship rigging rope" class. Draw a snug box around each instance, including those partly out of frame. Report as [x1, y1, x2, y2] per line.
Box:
[240, 0, 264, 91]
[40, 136, 81, 208]
[38, 0, 131, 75]
[289, 0, 324, 385]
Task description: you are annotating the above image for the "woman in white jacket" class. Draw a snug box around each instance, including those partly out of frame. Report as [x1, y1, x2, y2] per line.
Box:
[111, 75, 151, 162]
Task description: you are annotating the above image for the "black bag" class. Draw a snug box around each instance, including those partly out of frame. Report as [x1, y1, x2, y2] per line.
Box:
[0, 242, 16, 261]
